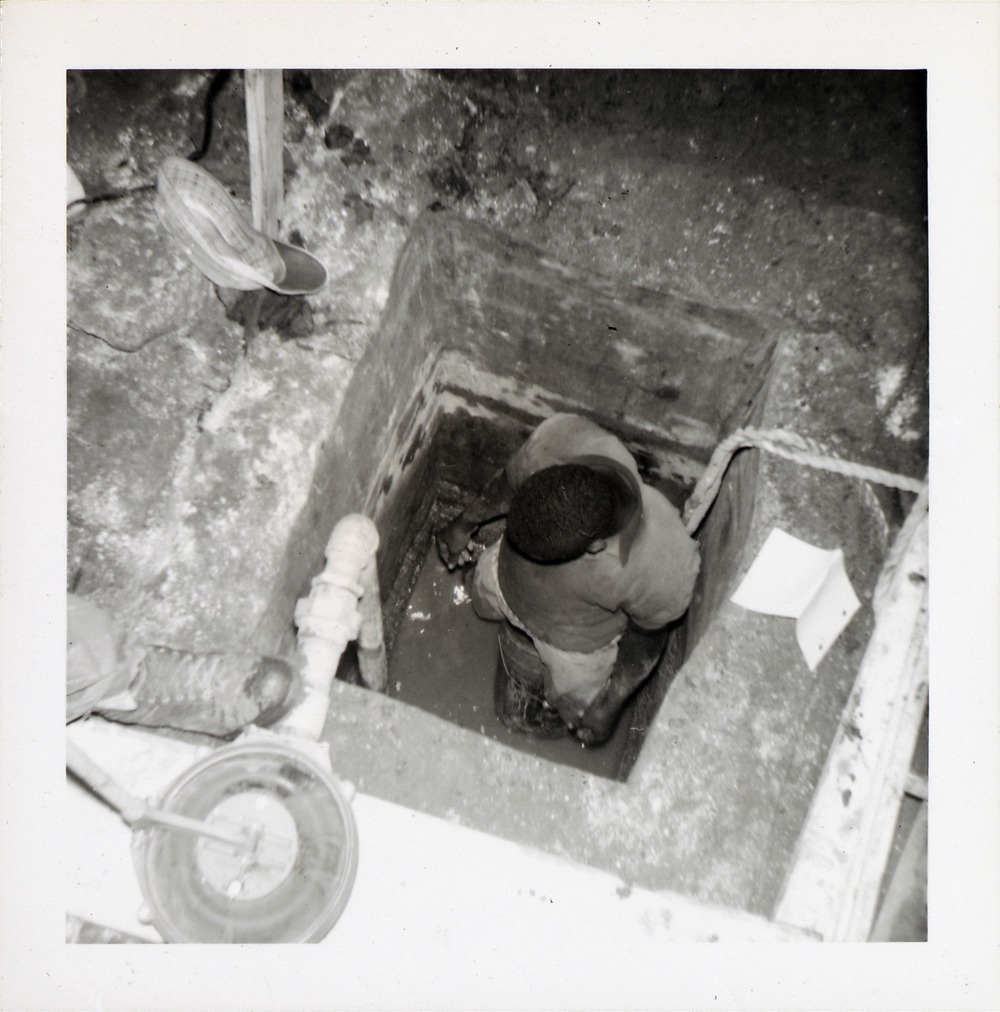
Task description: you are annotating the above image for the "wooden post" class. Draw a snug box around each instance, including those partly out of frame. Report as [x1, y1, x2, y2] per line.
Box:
[244, 69, 284, 237]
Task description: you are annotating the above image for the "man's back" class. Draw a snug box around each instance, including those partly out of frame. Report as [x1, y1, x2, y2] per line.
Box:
[497, 413, 700, 652]
[498, 481, 699, 652]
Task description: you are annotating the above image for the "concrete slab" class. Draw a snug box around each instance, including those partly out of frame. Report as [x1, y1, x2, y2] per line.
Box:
[66, 718, 811, 952]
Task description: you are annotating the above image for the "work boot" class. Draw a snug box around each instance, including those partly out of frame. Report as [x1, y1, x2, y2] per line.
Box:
[494, 623, 568, 738]
[95, 645, 302, 738]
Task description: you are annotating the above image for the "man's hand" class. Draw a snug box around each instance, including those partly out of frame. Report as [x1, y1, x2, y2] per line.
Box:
[436, 468, 513, 570]
[437, 517, 478, 570]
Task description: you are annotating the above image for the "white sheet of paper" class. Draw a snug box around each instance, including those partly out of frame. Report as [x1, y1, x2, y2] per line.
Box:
[731, 528, 862, 671]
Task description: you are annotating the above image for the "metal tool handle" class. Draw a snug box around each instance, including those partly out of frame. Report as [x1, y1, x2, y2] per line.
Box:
[66, 738, 251, 849]
[135, 808, 252, 849]
[66, 737, 148, 823]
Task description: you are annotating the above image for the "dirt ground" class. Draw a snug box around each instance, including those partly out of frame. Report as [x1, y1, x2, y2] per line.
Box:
[67, 67, 927, 615]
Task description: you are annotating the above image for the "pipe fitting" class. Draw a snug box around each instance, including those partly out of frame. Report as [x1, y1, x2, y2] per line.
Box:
[278, 514, 386, 739]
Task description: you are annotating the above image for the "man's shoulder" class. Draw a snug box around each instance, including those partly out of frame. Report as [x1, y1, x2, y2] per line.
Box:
[532, 412, 605, 442]
[636, 485, 698, 559]
[524, 414, 634, 469]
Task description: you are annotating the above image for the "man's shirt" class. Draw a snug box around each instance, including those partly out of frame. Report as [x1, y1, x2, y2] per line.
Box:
[498, 414, 701, 652]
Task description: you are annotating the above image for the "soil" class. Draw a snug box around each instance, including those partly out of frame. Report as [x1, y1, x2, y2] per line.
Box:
[67, 67, 927, 617]
[67, 66, 928, 655]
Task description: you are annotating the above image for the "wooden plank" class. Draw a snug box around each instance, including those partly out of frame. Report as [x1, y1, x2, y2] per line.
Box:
[66, 913, 155, 944]
[772, 485, 929, 941]
[244, 69, 284, 236]
[904, 771, 929, 800]
[839, 630, 928, 940]
[69, 717, 820, 946]
[870, 800, 928, 941]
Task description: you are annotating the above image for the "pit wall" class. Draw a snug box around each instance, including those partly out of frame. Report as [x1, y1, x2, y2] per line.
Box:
[259, 226, 442, 655]
[423, 214, 778, 473]
[623, 330, 889, 912]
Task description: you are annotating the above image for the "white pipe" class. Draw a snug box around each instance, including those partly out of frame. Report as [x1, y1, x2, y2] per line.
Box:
[278, 514, 380, 739]
[356, 554, 388, 692]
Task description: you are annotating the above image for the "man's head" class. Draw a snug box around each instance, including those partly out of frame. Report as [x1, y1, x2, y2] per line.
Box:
[506, 460, 641, 564]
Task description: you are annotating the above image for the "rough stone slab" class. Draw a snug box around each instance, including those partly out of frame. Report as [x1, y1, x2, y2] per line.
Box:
[67, 315, 242, 612]
[68, 197, 219, 352]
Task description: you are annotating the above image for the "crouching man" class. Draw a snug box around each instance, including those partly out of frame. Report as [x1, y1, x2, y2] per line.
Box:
[438, 413, 700, 746]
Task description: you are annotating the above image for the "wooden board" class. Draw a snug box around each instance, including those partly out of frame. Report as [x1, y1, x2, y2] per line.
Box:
[245, 69, 284, 236]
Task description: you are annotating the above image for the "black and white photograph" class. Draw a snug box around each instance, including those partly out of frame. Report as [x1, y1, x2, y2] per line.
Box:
[2, 3, 998, 1009]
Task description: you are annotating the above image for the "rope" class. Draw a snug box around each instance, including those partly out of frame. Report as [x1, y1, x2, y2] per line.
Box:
[872, 481, 928, 616]
[682, 426, 926, 535]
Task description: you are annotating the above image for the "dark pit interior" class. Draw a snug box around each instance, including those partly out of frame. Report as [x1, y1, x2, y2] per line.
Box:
[271, 212, 782, 665]
[337, 401, 691, 780]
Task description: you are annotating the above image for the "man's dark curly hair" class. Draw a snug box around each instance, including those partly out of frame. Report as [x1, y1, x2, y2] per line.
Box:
[506, 463, 638, 563]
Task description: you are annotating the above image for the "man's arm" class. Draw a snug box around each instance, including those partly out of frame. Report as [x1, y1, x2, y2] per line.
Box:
[437, 468, 514, 569]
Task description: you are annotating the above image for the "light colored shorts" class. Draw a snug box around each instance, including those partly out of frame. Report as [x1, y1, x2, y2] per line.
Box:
[471, 540, 619, 711]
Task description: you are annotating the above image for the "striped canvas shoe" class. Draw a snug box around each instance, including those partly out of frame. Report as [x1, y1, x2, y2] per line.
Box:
[155, 156, 327, 295]
[95, 645, 302, 738]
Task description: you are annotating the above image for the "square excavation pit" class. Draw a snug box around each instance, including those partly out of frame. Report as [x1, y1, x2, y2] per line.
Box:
[270, 213, 885, 916]
[337, 399, 693, 782]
